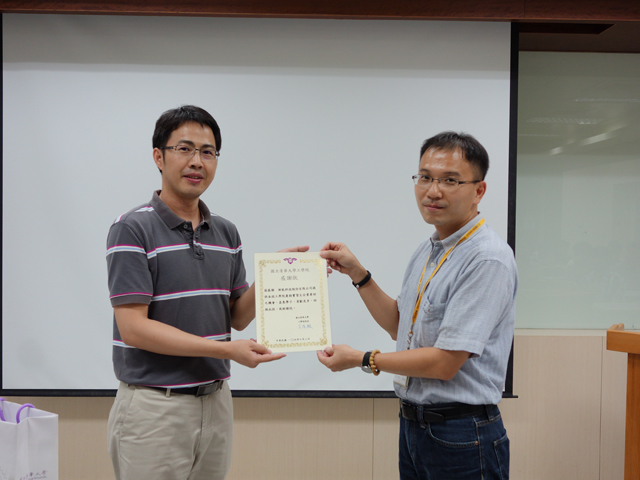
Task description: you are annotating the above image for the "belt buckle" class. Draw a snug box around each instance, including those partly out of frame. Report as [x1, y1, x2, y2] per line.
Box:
[195, 381, 221, 397]
[400, 401, 415, 421]
[421, 410, 445, 423]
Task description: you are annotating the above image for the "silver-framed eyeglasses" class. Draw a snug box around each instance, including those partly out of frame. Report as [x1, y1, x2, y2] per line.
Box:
[412, 174, 481, 190]
[160, 144, 219, 161]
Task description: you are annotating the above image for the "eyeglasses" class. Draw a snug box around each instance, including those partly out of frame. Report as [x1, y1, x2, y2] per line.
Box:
[412, 174, 481, 190]
[160, 144, 219, 161]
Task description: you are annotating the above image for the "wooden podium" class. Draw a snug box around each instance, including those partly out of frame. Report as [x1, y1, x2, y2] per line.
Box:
[607, 324, 640, 480]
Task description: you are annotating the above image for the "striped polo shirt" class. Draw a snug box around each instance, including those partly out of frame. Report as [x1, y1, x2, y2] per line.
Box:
[106, 191, 249, 387]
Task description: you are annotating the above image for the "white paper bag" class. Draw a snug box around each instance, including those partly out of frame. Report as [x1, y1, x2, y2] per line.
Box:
[0, 399, 58, 480]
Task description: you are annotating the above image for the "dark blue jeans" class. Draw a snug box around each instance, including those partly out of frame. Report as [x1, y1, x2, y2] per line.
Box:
[399, 405, 509, 480]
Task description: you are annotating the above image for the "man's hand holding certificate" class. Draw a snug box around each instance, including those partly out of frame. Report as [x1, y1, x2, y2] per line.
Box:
[254, 252, 332, 353]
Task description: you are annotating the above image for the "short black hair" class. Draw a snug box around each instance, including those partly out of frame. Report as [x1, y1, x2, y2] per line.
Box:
[420, 131, 489, 180]
[152, 105, 221, 151]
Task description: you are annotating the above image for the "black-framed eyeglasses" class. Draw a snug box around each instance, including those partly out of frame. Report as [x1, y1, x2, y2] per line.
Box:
[160, 144, 219, 161]
[412, 174, 481, 190]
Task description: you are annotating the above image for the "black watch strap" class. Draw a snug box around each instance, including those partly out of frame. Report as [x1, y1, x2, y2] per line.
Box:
[361, 351, 373, 373]
[352, 270, 372, 289]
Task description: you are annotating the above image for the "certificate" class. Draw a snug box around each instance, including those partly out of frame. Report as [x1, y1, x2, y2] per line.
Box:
[254, 252, 332, 353]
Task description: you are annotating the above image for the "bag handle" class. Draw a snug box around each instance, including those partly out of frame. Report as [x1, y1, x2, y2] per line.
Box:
[16, 403, 35, 423]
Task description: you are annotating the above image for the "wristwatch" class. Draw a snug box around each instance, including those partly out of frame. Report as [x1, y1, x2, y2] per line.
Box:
[352, 270, 372, 289]
[361, 351, 373, 374]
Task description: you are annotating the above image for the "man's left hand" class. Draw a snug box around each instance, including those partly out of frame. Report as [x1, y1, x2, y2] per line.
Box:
[317, 344, 363, 372]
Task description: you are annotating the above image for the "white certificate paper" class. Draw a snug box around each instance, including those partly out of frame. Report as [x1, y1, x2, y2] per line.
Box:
[254, 252, 332, 353]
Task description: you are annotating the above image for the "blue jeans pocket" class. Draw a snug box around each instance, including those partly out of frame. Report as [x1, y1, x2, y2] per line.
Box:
[427, 417, 479, 448]
[478, 414, 509, 480]
[493, 432, 510, 480]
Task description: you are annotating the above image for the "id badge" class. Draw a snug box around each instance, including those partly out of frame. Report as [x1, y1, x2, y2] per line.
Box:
[394, 375, 409, 389]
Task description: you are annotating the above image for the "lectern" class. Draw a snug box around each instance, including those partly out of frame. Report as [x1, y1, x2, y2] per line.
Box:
[607, 323, 640, 480]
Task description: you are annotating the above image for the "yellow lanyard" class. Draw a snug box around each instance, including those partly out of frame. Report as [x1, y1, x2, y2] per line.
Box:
[407, 218, 485, 347]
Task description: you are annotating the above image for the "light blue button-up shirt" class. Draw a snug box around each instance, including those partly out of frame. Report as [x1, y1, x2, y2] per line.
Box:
[395, 214, 518, 405]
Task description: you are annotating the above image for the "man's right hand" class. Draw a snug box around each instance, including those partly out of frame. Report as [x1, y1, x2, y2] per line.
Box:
[227, 339, 286, 368]
[320, 242, 400, 339]
[320, 242, 368, 284]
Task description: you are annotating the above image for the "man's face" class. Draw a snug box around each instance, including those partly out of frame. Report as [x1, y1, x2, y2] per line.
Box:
[415, 147, 486, 239]
[153, 121, 218, 202]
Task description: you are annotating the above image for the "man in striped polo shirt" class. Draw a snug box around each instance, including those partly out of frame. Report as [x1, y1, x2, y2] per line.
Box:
[106, 105, 306, 480]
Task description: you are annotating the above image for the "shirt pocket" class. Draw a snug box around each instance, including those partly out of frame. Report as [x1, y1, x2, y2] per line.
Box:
[412, 300, 447, 348]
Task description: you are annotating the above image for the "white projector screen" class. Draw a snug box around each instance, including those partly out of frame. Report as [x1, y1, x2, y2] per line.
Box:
[2, 14, 512, 394]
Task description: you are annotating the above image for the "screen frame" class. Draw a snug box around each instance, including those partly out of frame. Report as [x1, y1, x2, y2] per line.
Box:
[0, 16, 518, 398]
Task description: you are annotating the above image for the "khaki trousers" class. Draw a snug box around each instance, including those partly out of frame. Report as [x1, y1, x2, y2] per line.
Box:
[107, 381, 233, 480]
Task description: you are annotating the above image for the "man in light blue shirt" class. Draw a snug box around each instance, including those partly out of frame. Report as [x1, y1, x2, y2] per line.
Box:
[317, 131, 517, 480]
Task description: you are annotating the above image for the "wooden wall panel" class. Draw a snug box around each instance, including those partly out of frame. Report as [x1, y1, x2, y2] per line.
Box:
[4, 334, 629, 480]
[501, 335, 604, 480]
[372, 397, 400, 480]
[229, 397, 373, 480]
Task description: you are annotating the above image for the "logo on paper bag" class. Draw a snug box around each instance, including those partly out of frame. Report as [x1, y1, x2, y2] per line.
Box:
[19, 472, 50, 480]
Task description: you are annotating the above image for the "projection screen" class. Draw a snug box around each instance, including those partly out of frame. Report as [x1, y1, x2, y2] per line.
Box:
[2, 14, 512, 394]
